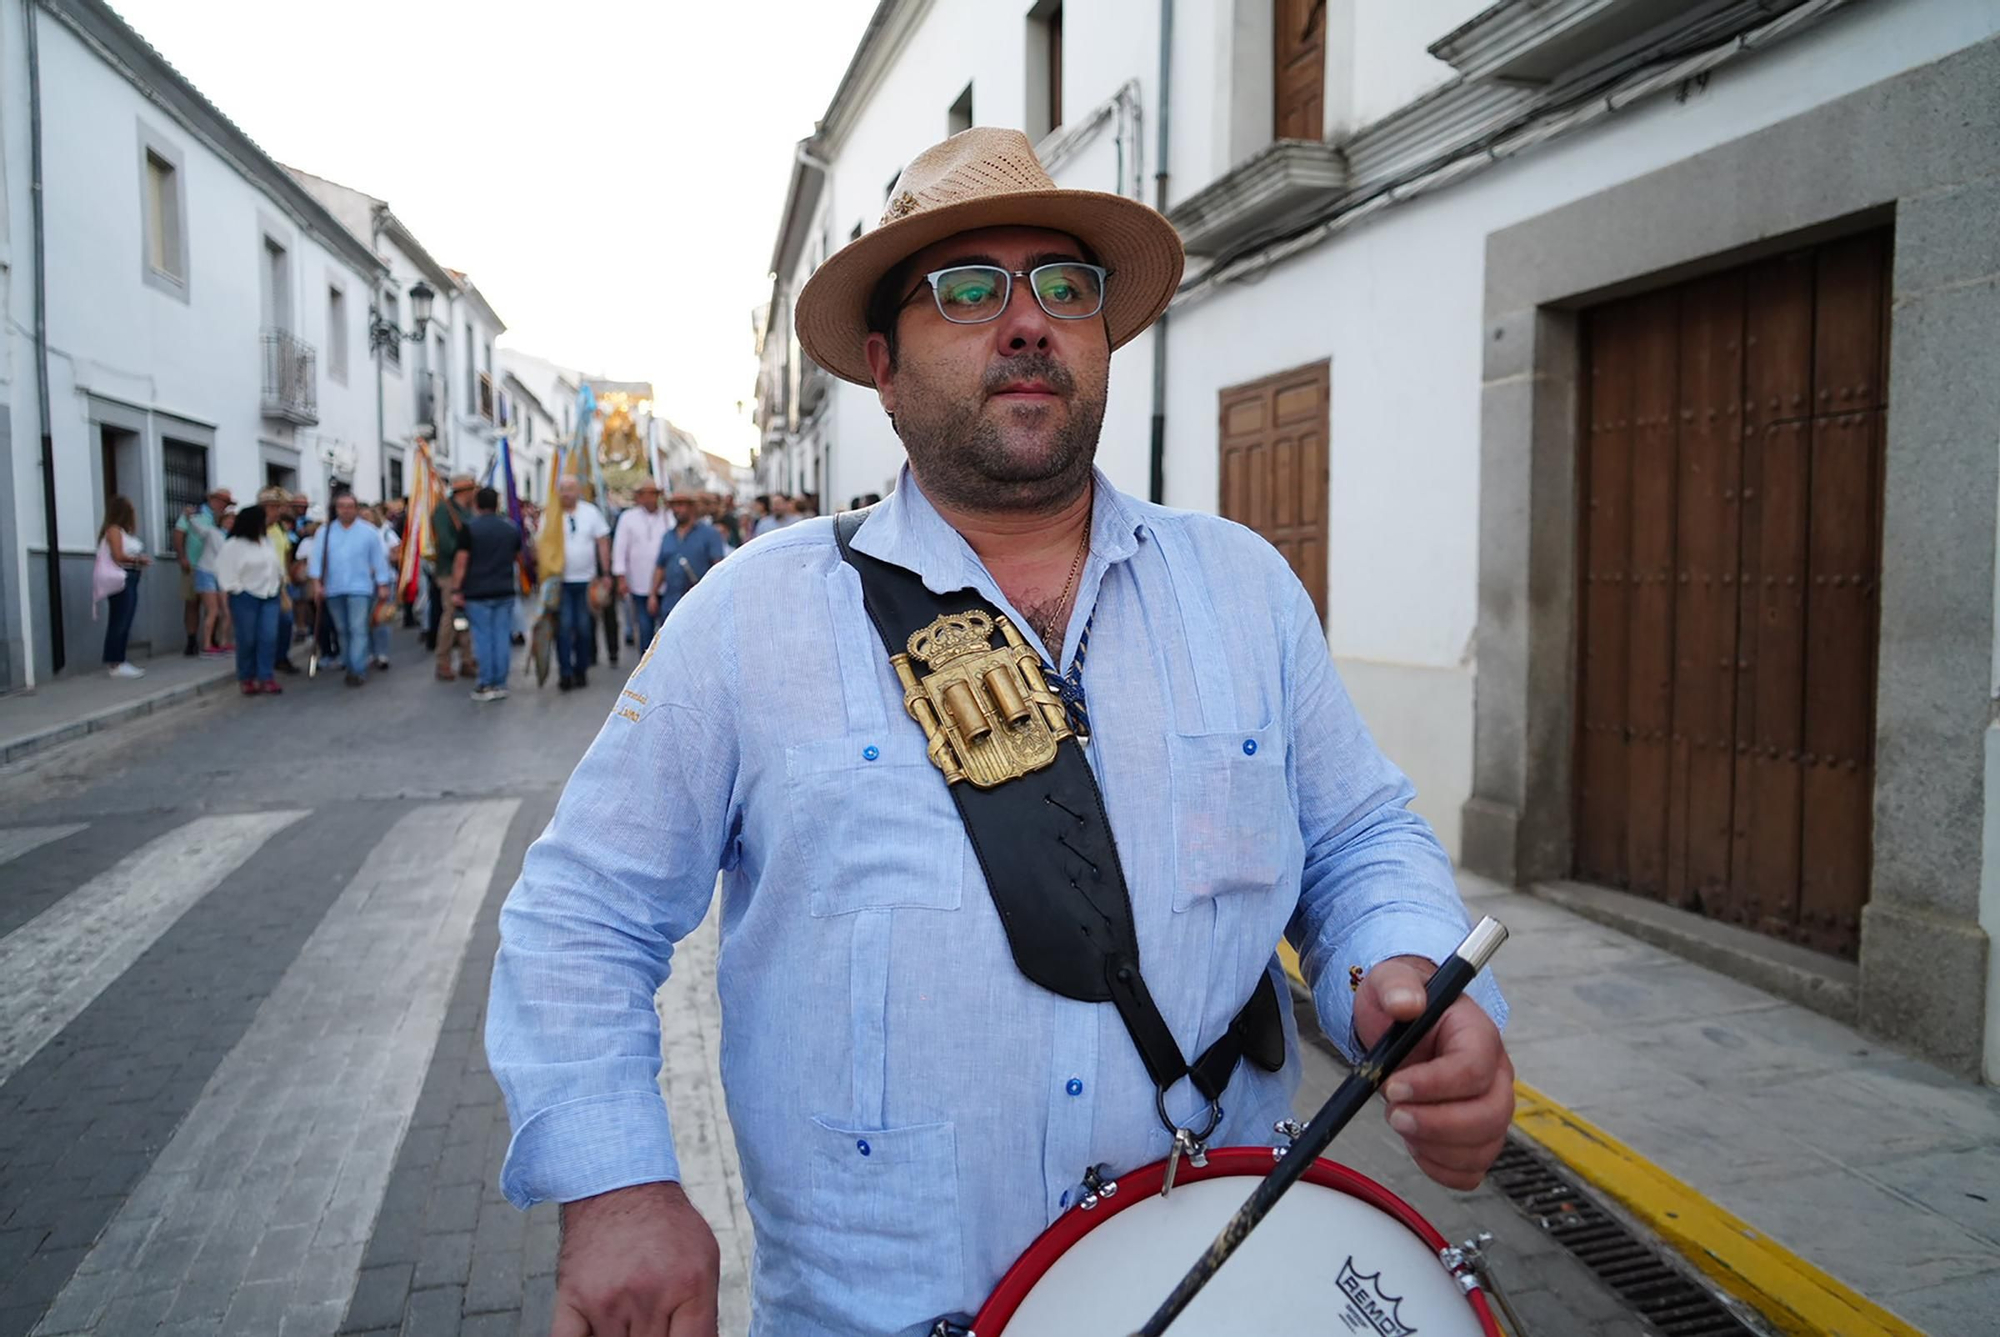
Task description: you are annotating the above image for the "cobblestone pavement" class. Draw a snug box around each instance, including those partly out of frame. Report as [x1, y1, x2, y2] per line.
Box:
[0, 625, 1652, 1335]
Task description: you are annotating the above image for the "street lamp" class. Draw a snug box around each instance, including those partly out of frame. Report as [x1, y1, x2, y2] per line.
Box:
[368, 279, 435, 353]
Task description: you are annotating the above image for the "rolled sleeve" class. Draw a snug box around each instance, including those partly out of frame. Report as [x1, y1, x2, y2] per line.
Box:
[1280, 581, 1508, 1060]
[498, 1091, 682, 1209]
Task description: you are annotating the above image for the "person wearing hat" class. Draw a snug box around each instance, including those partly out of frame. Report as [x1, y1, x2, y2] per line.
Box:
[489, 128, 1511, 1335]
[646, 488, 728, 631]
[610, 479, 672, 653]
[430, 474, 480, 682]
[174, 486, 235, 657]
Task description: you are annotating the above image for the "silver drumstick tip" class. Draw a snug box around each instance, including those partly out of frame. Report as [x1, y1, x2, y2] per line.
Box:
[1457, 917, 1508, 972]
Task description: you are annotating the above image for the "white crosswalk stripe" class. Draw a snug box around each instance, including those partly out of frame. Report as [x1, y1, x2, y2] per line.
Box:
[0, 810, 307, 1087]
[0, 822, 87, 868]
[35, 799, 520, 1337]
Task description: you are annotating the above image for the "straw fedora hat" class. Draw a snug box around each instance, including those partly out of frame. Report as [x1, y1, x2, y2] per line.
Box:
[794, 127, 1185, 387]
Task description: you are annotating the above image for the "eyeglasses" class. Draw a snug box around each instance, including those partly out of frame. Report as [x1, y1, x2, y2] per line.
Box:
[902, 262, 1111, 325]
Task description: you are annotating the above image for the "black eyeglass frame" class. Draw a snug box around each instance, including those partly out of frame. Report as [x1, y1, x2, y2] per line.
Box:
[899, 262, 1114, 326]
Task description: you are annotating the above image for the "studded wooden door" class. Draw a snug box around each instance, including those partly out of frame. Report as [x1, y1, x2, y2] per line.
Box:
[1574, 231, 1888, 960]
[1275, 0, 1326, 141]
[1219, 360, 1330, 623]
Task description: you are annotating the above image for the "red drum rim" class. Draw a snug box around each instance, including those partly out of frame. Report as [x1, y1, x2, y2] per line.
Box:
[973, 1147, 1501, 1335]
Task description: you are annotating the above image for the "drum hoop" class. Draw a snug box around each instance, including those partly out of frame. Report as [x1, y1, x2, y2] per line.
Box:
[973, 1147, 1501, 1335]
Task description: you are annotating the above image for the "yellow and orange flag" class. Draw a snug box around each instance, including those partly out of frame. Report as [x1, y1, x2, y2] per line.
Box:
[397, 438, 442, 604]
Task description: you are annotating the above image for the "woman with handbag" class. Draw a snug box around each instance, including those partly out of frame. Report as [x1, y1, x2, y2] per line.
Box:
[95, 495, 151, 679]
[215, 504, 287, 696]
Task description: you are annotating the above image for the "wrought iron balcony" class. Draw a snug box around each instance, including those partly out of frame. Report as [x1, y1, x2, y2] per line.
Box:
[415, 371, 441, 432]
[799, 358, 830, 418]
[260, 329, 318, 425]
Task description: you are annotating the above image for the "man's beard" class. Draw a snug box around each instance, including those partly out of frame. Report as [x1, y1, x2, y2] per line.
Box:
[895, 351, 1106, 513]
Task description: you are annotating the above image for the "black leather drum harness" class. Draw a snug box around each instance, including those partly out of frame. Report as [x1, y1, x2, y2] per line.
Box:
[834, 510, 1285, 1146]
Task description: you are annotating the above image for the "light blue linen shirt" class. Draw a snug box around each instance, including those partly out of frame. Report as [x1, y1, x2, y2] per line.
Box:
[487, 467, 1505, 1336]
[305, 517, 394, 597]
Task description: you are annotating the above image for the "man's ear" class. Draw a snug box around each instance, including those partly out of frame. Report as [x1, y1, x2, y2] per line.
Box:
[864, 332, 897, 416]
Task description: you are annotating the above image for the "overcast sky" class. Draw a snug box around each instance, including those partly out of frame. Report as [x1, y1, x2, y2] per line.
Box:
[108, 0, 881, 464]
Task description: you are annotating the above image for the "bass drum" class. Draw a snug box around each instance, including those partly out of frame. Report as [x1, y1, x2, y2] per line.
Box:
[974, 1147, 1501, 1336]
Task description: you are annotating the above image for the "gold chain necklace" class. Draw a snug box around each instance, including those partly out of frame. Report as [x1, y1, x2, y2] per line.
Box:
[1055, 516, 1090, 622]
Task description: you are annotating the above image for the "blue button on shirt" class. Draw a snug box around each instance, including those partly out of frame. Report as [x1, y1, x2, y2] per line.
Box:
[487, 468, 1505, 1336]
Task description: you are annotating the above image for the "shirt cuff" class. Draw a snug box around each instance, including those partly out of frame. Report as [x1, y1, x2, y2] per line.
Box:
[1309, 914, 1509, 1063]
[498, 1089, 682, 1209]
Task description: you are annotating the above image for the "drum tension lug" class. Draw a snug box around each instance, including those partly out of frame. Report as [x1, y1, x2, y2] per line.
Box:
[1442, 1232, 1532, 1334]
[927, 1321, 974, 1337]
[1160, 1127, 1208, 1198]
[1079, 1163, 1119, 1211]
[1272, 1118, 1305, 1159]
[1439, 1230, 1492, 1292]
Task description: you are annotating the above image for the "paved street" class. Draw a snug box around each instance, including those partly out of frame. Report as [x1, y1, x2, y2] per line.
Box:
[0, 626, 1647, 1336]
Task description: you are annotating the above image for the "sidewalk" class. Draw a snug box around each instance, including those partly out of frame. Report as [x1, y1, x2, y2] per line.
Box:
[0, 654, 235, 764]
[1470, 873, 2000, 1335]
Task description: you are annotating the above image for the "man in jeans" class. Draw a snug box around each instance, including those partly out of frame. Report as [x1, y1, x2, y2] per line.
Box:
[554, 476, 611, 691]
[306, 491, 394, 687]
[453, 487, 523, 702]
[609, 479, 670, 657]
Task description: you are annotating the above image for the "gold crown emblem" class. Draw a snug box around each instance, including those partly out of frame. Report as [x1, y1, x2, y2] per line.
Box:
[885, 190, 920, 221]
[907, 610, 994, 668]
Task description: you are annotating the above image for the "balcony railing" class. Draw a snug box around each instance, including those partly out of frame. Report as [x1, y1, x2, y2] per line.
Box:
[260, 329, 318, 425]
[799, 358, 830, 418]
[477, 371, 496, 423]
[415, 371, 441, 431]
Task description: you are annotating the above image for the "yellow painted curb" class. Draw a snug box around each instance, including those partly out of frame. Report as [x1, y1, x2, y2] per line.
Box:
[1277, 943, 1918, 1336]
[1509, 1085, 1921, 1337]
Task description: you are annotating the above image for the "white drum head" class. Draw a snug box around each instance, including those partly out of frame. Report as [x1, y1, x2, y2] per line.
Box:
[996, 1172, 1486, 1336]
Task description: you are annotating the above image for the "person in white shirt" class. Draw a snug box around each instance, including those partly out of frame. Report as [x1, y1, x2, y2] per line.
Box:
[609, 480, 671, 656]
[215, 504, 288, 696]
[96, 495, 153, 678]
[555, 476, 612, 690]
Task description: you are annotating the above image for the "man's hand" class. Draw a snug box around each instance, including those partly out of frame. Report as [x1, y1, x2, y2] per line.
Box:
[553, 1181, 719, 1337]
[616, 576, 629, 600]
[648, 594, 661, 617]
[1354, 955, 1513, 1190]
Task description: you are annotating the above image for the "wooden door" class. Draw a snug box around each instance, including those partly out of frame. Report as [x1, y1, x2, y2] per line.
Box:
[1219, 361, 1330, 622]
[1574, 231, 1889, 959]
[1275, 0, 1326, 141]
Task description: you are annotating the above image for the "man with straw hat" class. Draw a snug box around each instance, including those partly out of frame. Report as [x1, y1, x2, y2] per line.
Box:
[431, 473, 481, 682]
[489, 128, 1511, 1335]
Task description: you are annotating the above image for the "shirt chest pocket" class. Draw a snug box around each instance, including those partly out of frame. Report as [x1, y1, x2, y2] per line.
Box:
[1167, 722, 1292, 910]
[786, 733, 966, 917]
[802, 1116, 963, 1325]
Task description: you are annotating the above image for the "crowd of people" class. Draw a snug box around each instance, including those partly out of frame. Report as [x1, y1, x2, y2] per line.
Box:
[94, 484, 407, 692]
[90, 474, 835, 702]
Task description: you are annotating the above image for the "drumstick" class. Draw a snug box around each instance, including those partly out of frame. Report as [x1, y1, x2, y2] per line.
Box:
[1132, 916, 1509, 1337]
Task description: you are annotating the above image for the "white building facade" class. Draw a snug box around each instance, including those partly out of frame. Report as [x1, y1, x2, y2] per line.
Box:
[0, 0, 387, 688]
[757, 0, 2000, 1078]
[444, 273, 507, 481]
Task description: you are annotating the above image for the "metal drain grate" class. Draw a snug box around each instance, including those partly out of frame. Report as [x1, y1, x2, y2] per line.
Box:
[1487, 1139, 1761, 1336]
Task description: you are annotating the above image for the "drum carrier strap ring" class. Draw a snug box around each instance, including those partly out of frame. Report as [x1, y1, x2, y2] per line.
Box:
[834, 509, 1285, 1147]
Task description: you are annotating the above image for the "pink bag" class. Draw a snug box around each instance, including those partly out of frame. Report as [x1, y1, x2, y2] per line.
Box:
[91, 538, 127, 618]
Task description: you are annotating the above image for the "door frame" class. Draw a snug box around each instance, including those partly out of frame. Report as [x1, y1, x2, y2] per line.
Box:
[1458, 38, 2000, 1077]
